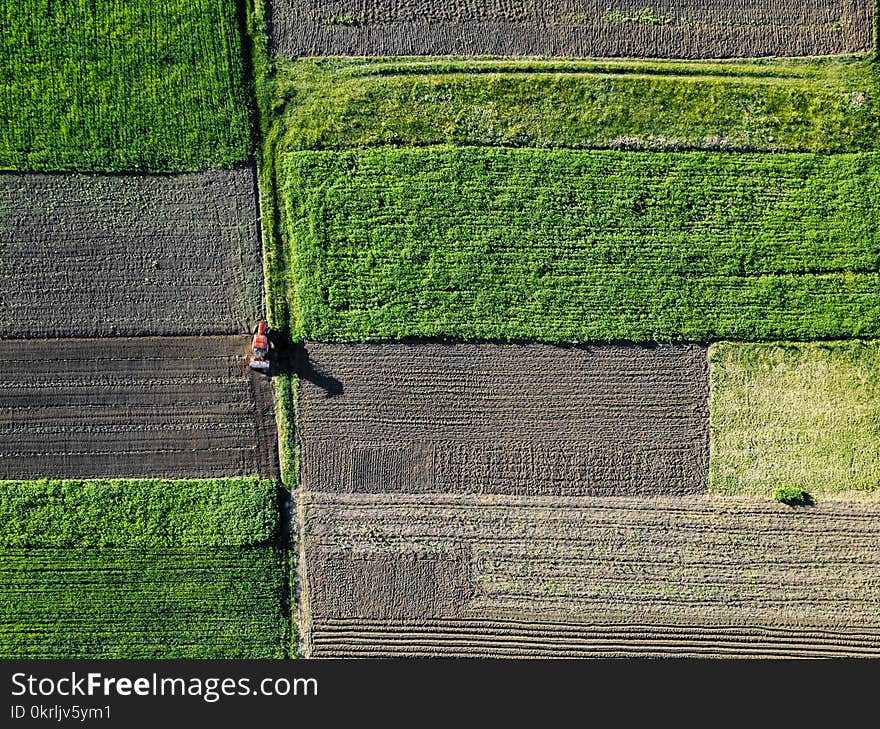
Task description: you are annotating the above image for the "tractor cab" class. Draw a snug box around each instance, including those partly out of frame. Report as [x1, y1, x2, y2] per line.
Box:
[249, 321, 271, 372]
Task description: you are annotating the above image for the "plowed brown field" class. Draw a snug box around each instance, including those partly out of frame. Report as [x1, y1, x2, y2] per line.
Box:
[298, 343, 709, 496]
[0, 168, 263, 338]
[270, 0, 875, 58]
[303, 493, 880, 657]
[0, 337, 277, 479]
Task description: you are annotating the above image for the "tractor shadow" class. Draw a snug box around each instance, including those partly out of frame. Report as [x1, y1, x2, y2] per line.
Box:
[268, 331, 343, 397]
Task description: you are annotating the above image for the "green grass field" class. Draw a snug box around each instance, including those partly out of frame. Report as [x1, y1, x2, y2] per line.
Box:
[258, 55, 880, 327]
[270, 57, 880, 155]
[0, 478, 278, 547]
[0, 478, 289, 658]
[279, 146, 880, 342]
[0, 0, 251, 171]
[709, 341, 880, 498]
[0, 548, 286, 658]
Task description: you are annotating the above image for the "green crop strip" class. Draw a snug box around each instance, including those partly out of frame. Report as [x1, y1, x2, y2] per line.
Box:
[280, 146, 880, 343]
[271, 56, 880, 155]
[0, 478, 289, 658]
[0, 0, 251, 171]
[0, 548, 287, 658]
[709, 340, 880, 499]
[0, 478, 278, 548]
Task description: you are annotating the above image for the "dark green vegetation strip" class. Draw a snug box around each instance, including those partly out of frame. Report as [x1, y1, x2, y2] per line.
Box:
[282, 147, 880, 343]
[0, 548, 287, 658]
[0, 478, 278, 548]
[271, 57, 880, 154]
[0, 0, 251, 171]
[709, 341, 880, 498]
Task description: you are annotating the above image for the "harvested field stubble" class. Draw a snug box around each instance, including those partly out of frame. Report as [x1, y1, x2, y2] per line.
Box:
[304, 492, 880, 657]
[0, 337, 278, 480]
[0, 168, 263, 338]
[283, 147, 880, 342]
[709, 340, 880, 497]
[298, 343, 709, 496]
[271, 0, 875, 58]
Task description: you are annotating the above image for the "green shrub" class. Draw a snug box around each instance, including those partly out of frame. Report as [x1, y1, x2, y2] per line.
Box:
[774, 487, 814, 506]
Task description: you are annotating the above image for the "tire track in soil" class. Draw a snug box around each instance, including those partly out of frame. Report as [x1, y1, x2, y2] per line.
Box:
[304, 492, 880, 657]
[298, 342, 709, 497]
[0, 337, 278, 480]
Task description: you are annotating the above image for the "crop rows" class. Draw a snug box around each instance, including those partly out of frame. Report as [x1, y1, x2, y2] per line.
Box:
[270, 0, 876, 58]
[0, 168, 264, 338]
[0, 0, 251, 171]
[303, 492, 880, 657]
[0, 548, 287, 658]
[312, 619, 880, 658]
[298, 342, 708, 496]
[282, 147, 880, 343]
[0, 337, 279, 479]
[709, 340, 880, 498]
[0, 476, 285, 658]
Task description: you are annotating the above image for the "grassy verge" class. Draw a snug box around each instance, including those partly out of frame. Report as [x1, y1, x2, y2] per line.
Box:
[709, 340, 880, 499]
[279, 146, 880, 342]
[0, 0, 251, 171]
[271, 369, 299, 656]
[248, 0, 298, 654]
[247, 0, 290, 329]
[272, 376, 299, 488]
[272, 56, 880, 154]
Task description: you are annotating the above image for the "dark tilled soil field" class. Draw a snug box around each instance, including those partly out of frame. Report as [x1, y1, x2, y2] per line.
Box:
[303, 492, 880, 657]
[298, 343, 708, 496]
[0, 337, 278, 479]
[0, 168, 263, 338]
[270, 0, 874, 58]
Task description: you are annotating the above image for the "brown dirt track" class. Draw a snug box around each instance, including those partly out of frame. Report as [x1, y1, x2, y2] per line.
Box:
[0, 168, 263, 338]
[303, 493, 880, 657]
[0, 337, 277, 479]
[298, 342, 708, 496]
[269, 0, 874, 58]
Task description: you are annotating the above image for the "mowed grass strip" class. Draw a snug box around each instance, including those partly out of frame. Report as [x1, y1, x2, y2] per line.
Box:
[281, 147, 880, 343]
[0, 0, 251, 171]
[0, 478, 279, 548]
[0, 548, 287, 658]
[709, 341, 880, 498]
[272, 57, 880, 154]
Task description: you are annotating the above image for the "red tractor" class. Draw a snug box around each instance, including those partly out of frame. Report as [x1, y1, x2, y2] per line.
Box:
[249, 321, 270, 372]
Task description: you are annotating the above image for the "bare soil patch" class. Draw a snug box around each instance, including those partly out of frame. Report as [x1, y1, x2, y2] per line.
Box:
[304, 492, 880, 657]
[0, 337, 277, 479]
[298, 342, 708, 496]
[270, 0, 874, 58]
[0, 168, 263, 338]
